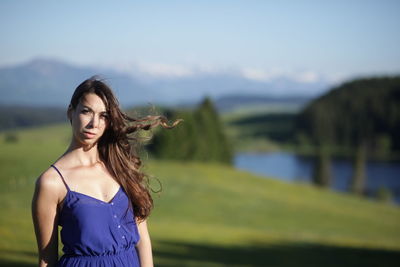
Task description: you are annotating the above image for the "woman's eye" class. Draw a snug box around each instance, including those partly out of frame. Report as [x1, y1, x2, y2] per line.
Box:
[101, 114, 109, 119]
[81, 109, 89, 114]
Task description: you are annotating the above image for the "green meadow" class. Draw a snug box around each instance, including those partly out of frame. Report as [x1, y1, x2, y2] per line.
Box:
[0, 124, 399, 266]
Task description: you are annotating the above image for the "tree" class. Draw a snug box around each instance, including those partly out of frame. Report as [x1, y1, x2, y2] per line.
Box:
[147, 96, 233, 165]
[350, 142, 367, 195]
[312, 146, 332, 187]
[296, 76, 400, 194]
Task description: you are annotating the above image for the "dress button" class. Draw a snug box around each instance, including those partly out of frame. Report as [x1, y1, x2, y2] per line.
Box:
[122, 235, 125, 239]
[113, 215, 117, 218]
[111, 202, 114, 205]
[118, 225, 121, 228]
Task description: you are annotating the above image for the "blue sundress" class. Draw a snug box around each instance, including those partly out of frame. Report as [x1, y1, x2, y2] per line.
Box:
[50, 164, 141, 266]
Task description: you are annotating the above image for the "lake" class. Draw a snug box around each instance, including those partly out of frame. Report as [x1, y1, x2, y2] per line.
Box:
[234, 152, 400, 203]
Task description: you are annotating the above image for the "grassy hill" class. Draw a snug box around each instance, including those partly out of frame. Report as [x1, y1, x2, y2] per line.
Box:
[220, 110, 296, 153]
[0, 124, 399, 266]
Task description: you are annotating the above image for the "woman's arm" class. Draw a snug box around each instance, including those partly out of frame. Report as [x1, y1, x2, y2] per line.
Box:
[31, 171, 60, 266]
[136, 219, 154, 267]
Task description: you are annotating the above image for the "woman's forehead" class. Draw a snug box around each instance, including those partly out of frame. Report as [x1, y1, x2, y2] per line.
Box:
[79, 93, 107, 112]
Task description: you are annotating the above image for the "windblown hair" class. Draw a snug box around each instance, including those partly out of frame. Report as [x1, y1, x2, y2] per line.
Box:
[68, 76, 183, 220]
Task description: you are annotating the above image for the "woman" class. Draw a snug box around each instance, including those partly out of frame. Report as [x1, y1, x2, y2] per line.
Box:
[31, 77, 182, 266]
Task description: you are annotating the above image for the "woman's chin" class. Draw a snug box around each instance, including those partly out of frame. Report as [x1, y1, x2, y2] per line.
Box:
[77, 138, 99, 149]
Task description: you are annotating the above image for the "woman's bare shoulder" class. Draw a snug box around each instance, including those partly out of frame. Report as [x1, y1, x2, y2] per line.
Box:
[34, 166, 66, 199]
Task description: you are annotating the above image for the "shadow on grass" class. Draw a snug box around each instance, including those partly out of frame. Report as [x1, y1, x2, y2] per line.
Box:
[0, 248, 36, 267]
[1, 241, 399, 267]
[153, 240, 400, 267]
[0, 260, 34, 267]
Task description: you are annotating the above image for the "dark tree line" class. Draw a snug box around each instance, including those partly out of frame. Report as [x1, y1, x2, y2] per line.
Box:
[297, 76, 400, 151]
[296, 76, 400, 195]
[229, 113, 295, 143]
[0, 105, 66, 131]
[146, 96, 234, 165]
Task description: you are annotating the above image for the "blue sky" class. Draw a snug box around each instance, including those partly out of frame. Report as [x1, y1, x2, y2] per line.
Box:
[1, 0, 399, 81]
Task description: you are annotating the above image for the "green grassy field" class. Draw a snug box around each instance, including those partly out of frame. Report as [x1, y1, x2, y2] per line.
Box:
[0, 124, 399, 266]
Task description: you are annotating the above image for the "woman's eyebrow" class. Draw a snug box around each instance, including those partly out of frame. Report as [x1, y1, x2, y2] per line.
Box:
[82, 105, 107, 113]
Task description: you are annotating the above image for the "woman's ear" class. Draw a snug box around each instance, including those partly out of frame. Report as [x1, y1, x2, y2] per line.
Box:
[67, 104, 73, 124]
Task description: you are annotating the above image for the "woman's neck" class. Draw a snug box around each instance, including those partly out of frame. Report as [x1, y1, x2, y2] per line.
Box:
[65, 139, 102, 166]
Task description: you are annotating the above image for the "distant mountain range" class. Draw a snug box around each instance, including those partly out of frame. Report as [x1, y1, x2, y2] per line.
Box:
[0, 58, 151, 108]
[213, 94, 310, 113]
[0, 58, 328, 110]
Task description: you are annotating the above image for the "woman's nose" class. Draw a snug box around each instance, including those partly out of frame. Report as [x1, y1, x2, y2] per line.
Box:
[88, 114, 100, 128]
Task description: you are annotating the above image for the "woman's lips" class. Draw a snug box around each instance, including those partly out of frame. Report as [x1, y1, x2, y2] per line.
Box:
[83, 131, 96, 138]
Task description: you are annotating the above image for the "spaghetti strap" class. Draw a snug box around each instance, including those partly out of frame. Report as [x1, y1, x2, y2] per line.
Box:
[50, 164, 71, 191]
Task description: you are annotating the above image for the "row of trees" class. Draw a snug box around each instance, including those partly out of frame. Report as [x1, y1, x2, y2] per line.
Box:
[146, 97, 233, 165]
[142, 76, 398, 199]
[296, 76, 400, 195]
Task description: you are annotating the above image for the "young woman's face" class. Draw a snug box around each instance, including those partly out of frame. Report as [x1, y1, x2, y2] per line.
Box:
[69, 93, 109, 147]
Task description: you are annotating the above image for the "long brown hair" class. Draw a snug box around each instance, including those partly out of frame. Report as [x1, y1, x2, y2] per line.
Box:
[69, 76, 183, 220]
